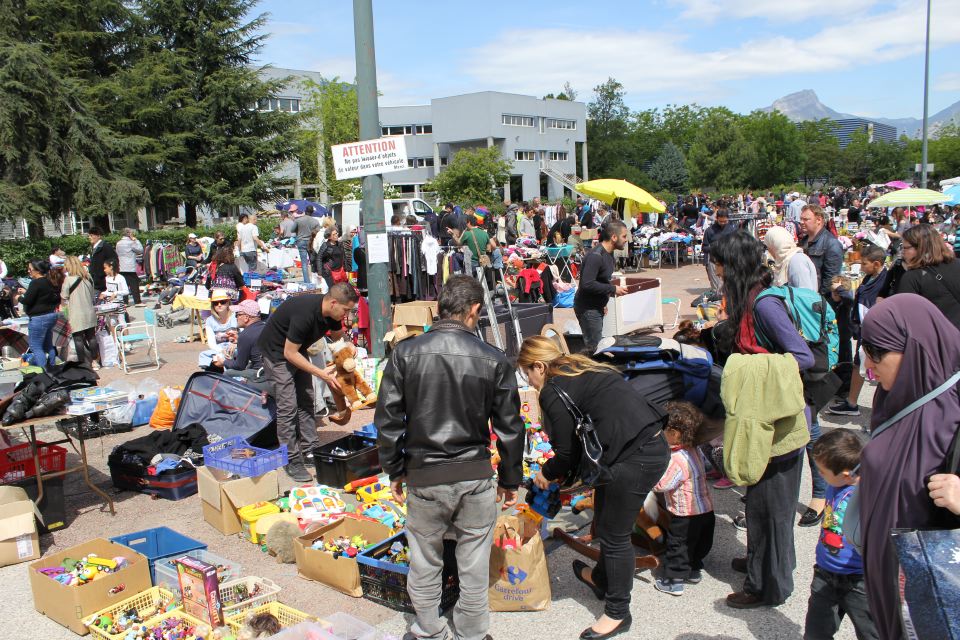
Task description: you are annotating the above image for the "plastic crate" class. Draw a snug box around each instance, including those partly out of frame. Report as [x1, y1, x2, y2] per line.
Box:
[218, 576, 281, 617]
[154, 549, 242, 598]
[312, 435, 379, 488]
[203, 436, 288, 477]
[128, 610, 210, 638]
[109, 527, 207, 584]
[0, 441, 67, 485]
[318, 612, 377, 640]
[225, 602, 319, 636]
[84, 586, 178, 640]
[355, 532, 458, 614]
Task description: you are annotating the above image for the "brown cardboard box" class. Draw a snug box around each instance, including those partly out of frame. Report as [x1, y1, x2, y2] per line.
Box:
[29, 538, 151, 635]
[197, 467, 280, 535]
[382, 325, 424, 347]
[293, 516, 392, 597]
[518, 387, 541, 426]
[0, 485, 40, 567]
[392, 301, 437, 328]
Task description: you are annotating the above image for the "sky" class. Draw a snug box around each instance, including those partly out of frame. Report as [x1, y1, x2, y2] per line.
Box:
[252, 0, 960, 119]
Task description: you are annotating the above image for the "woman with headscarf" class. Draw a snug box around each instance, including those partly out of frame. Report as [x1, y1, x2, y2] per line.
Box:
[858, 294, 960, 640]
[764, 226, 818, 291]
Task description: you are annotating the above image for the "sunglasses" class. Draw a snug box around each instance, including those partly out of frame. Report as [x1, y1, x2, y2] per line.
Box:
[212, 301, 229, 307]
[861, 341, 890, 363]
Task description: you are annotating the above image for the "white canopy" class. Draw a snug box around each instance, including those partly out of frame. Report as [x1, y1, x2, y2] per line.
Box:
[940, 177, 960, 187]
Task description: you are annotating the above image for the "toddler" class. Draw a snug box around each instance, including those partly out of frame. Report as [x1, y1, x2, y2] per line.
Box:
[653, 401, 715, 596]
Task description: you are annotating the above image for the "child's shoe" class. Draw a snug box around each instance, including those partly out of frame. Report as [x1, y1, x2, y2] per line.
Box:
[713, 477, 735, 489]
[654, 577, 684, 596]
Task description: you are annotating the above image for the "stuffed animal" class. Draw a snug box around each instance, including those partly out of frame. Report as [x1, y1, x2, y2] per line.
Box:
[329, 340, 377, 411]
[236, 612, 281, 640]
[264, 520, 300, 564]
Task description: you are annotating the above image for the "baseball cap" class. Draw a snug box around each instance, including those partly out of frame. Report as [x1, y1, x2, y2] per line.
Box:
[188, 233, 197, 239]
[230, 299, 261, 317]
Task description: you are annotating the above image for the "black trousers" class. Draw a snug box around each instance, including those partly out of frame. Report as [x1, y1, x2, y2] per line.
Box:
[589, 433, 670, 619]
[72, 328, 99, 367]
[803, 566, 880, 640]
[744, 451, 803, 604]
[663, 511, 716, 580]
[121, 271, 141, 305]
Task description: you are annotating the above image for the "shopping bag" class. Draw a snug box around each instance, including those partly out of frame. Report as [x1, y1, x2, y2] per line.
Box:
[890, 528, 960, 640]
[488, 514, 551, 611]
[96, 329, 118, 367]
[149, 386, 182, 430]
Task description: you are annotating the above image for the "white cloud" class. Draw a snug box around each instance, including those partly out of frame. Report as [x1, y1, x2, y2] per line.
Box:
[934, 72, 960, 93]
[460, 1, 960, 103]
[670, 0, 879, 22]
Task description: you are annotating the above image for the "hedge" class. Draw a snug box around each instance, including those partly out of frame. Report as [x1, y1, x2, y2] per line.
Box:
[0, 219, 276, 277]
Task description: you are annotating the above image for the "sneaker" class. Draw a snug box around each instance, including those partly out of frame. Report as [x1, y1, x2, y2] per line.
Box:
[654, 577, 684, 596]
[713, 477, 735, 489]
[733, 514, 747, 531]
[684, 570, 703, 585]
[284, 460, 312, 483]
[826, 400, 861, 416]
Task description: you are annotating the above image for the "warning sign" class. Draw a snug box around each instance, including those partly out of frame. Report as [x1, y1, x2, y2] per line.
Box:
[332, 136, 408, 180]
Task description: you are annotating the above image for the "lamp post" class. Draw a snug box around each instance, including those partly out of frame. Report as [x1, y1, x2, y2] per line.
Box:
[920, 0, 931, 189]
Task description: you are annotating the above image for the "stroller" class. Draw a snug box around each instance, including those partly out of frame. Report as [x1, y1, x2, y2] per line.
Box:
[155, 266, 202, 329]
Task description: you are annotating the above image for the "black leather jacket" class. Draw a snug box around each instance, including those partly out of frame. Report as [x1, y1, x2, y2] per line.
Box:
[374, 320, 525, 489]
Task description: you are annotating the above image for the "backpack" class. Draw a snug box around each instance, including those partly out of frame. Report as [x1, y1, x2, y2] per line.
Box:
[754, 285, 841, 410]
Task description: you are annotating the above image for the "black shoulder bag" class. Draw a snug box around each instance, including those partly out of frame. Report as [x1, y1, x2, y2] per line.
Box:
[549, 382, 613, 487]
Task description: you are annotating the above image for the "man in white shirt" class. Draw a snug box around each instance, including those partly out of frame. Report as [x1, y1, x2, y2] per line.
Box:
[236, 213, 268, 273]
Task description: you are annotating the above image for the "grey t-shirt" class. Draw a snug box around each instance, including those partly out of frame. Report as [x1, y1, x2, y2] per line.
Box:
[280, 218, 297, 238]
[294, 215, 320, 243]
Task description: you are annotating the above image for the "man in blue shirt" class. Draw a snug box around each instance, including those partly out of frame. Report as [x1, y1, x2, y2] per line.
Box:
[805, 430, 879, 640]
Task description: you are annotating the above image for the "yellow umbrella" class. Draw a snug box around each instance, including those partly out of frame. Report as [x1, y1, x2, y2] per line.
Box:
[576, 179, 665, 213]
[866, 188, 950, 208]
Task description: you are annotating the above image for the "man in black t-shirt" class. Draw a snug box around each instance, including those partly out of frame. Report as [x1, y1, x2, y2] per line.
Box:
[258, 282, 359, 481]
[574, 220, 629, 352]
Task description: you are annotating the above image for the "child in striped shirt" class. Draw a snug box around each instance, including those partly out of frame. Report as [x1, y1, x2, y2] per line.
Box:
[654, 401, 715, 596]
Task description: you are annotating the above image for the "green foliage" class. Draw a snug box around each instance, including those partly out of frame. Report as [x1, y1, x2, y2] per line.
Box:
[687, 112, 752, 190]
[587, 78, 631, 177]
[797, 119, 841, 186]
[741, 110, 803, 188]
[649, 142, 688, 192]
[297, 77, 361, 202]
[424, 147, 512, 206]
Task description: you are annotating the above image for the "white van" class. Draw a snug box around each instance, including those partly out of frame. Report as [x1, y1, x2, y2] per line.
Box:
[329, 198, 435, 231]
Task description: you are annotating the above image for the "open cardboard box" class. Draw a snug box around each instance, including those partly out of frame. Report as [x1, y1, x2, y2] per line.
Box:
[392, 301, 437, 328]
[197, 467, 280, 535]
[382, 325, 424, 347]
[294, 516, 392, 597]
[0, 485, 40, 567]
[29, 538, 151, 635]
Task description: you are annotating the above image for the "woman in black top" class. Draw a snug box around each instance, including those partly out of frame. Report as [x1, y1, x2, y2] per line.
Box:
[896, 224, 960, 329]
[314, 227, 345, 290]
[518, 336, 670, 640]
[21, 260, 64, 369]
[206, 247, 245, 298]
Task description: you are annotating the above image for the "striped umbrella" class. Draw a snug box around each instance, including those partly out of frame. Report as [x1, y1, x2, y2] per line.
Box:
[866, 188, 951, 208]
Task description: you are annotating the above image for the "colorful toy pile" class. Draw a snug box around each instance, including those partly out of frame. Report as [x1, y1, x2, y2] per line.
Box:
[309, 534, 371, 559]
[383, 541, 409, 567]
[89, 593, 178, 638]
[39, 555, 130, 587]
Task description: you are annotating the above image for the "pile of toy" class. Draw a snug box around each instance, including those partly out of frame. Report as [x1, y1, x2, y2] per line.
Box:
[88, 591, 177, 637]
[381, 541, 410, 567]
[310, 535, 371, 559]
[38, 555, 131, 587]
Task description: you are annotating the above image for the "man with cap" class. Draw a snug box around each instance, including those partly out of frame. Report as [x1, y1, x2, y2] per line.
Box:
[213, 299, 267, 387]
[292, 205, 320, 285]
[185, 233, 204, 268]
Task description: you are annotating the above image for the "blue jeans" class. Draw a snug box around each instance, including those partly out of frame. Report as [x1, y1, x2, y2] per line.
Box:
[575, 307, 604, 354]
[28, 312, 58, 369]
[806, 412, 826, 500]
[296, 241, 311, 285]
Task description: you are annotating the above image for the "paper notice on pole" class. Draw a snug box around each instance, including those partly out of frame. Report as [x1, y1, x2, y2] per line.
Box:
[332, 136, 408, 180]
[368, 233, 389, 264]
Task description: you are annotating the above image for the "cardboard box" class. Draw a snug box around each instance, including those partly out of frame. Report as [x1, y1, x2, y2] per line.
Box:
[382, 325, 423, 347]
[293, 516, 392, 597]
[392, 301, 437, 328]
[0, 485, 40, 567]
[176, 555, 223, 626]
[518, 387, 541, 426]
[197, 467, 279, 535]
[29, 538, 151, 635]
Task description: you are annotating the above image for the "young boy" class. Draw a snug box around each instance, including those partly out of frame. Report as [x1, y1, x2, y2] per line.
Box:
[805, 430, 879, 640]
[827, 244, 888, 418]
[653, 401, 715, 596]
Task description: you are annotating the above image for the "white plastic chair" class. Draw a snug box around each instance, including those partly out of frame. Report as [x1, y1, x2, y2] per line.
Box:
[116, 308, 160, 373]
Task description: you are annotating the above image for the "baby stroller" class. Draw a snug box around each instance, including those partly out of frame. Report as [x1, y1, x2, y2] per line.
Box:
[155, 266, 201, 329]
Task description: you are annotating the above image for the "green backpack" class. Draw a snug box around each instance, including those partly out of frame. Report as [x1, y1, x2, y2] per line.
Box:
[754, 285, 840, 374]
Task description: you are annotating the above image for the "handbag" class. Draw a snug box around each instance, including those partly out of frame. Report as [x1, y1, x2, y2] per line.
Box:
[548, 382, 613, 487]
[842, 369, 960, 555]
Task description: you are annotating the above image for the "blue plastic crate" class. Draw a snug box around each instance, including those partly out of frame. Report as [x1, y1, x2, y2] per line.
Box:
[203, 437, 288, 477]
[355, 531, 458, 613]
[110, 526, 207, 584]
[353, 423, 378, 439]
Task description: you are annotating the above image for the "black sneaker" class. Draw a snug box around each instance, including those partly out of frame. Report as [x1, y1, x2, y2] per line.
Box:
[826, 400, 861, 416]
[733, 514, 747, 531]
[284, 460, 312, 483]
[684, 570, 703, 584]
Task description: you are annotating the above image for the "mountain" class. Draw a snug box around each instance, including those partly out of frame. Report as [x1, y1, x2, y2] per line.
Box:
[762, 89, 960, 138]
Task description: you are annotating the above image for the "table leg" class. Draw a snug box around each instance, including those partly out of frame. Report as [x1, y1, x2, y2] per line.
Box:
[29, 425, 45, 506]
[77, 437, 115, 515]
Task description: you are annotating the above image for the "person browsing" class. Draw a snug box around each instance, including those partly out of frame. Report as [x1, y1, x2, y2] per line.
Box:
[574, 220, 630, 353]
[213, 299, 266, 387]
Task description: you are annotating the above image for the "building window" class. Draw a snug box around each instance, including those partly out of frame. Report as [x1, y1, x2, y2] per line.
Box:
[257, 97, 300, 113]
[383, 125, 412, 136]
[546, 118, 576, 130]
[407, 158, 416, 168]
[502, 114, 535, 127]
[547, 151, 569, 161]
[415, 124, 433, 134]
[514, 150, 536, 161]
[440, 157, 448, 166]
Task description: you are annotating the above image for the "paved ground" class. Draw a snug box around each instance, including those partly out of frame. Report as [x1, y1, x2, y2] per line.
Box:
[0, 263, 872, 640]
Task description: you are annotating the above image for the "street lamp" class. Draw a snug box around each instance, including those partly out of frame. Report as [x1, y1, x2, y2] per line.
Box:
[920, 0, 931, 189]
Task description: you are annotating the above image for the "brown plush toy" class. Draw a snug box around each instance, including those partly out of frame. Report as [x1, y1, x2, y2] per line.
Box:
[329, 339, 377, 411]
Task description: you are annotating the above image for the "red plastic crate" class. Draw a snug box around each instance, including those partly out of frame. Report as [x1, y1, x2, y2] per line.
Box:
[0, 441, 67, 484]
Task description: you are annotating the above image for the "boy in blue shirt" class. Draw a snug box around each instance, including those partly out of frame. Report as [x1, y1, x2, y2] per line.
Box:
[805, 430, 879, 640]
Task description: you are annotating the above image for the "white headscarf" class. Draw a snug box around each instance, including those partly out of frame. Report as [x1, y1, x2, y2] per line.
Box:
[764, 226, 803, 286]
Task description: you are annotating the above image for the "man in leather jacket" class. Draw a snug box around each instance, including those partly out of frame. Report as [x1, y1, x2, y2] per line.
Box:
[375, 274, 524, 640]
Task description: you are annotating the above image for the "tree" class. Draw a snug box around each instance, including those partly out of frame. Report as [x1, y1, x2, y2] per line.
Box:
[797, 119, 841, 186]
[586, 78, 631, 177]
[649, 142, 688, 192]
[297, 77, 360, 202]
[928, 123, 960, 180]
[866, 139, 908, 183]
[741, 110, 804, 188]
[687, 112, 752, 189]
[424, 147, 511, 205]
[543, 81, 577, 101]
[117, 0, 300, 227]
[838, 131, 871, 185]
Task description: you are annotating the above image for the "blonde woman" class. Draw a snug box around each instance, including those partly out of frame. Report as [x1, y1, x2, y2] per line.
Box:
[516, 336, 670, 640]
[62, 256, 99, 369]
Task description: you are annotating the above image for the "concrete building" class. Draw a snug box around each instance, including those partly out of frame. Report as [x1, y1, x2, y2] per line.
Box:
[829, 117, 899, 148]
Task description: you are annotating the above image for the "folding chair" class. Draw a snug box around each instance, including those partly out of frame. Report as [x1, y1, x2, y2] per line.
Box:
[661, 296, 681, 331]
[116, 308, 160, 373]
[545, 244, 575, 282]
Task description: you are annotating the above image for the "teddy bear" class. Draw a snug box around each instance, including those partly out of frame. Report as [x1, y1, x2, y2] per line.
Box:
[329, 339, 377, 411]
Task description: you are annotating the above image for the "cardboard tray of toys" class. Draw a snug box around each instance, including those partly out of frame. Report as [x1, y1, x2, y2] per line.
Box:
[293, 514, 393, 597]
[84, 586, 178, 640]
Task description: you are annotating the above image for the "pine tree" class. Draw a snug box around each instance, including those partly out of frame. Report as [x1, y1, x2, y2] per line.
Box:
[687, 111, 752, 189]
[649, 142, 688, 192]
